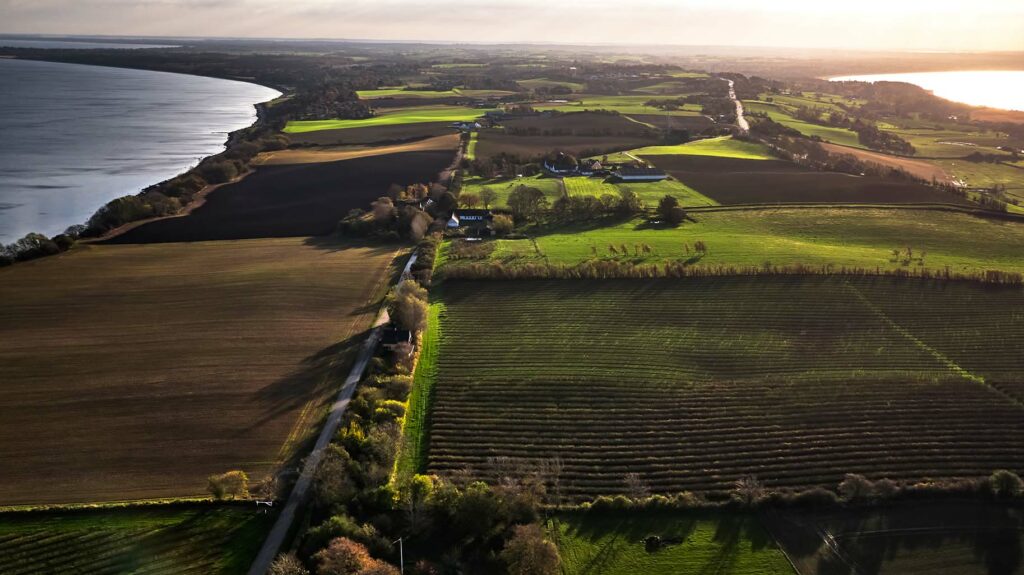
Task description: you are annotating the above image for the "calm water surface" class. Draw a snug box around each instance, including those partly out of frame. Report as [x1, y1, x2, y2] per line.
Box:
[830, 70, 1024, 112]
[0, 59, 279, 241]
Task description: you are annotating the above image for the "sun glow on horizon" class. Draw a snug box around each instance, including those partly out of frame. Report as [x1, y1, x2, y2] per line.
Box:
[0, 0, 1022, 52]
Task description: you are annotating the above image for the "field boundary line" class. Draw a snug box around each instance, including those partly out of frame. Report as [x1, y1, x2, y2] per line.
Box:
[246, 250, 415, 575]
[843, 281, 987, 387]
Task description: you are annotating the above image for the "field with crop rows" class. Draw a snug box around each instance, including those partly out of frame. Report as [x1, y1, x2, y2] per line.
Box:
[421, 278, 1024, 499]
[563, 176, 620, 198]
[0, 238, 398, 505]
[554, 511, 793, 575]
[0, 507, 270, 575]
[440, 208, 1024, 277]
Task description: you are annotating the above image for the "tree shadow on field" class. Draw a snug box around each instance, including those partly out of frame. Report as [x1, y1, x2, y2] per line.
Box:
[302, 235, 407, 258]
[243, 330, 369, 442]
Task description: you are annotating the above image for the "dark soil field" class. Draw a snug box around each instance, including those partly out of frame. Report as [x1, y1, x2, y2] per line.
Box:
[477, 133, 654, 161]
[107, 150, 452, 243]
[627, 113, 717, 132]
[475, 112, 659, 160]
[500, 112, 655, 136]
[421, 277, 1024, 500]
[644, 155, 969, 205]
[286, 122, 456, 146]
[0, 238, 398, 505]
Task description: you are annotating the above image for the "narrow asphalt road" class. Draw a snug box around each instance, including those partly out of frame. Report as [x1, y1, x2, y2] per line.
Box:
[246, 254, 417, 575]
[726, 79, 750, 133]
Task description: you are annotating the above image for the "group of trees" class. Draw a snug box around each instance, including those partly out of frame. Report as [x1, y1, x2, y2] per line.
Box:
[656, 195, 688, 225]
[0, 231, 75, 266]
[339, 182, 458, 242]
[550, 189, 644, 223]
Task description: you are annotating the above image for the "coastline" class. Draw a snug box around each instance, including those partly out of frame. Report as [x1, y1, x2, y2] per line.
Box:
[0, 56, 283, 244]
[826, 70, 1024, 114]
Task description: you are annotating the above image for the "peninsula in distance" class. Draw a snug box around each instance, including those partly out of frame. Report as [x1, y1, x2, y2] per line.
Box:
[0, 1, 1022, 573]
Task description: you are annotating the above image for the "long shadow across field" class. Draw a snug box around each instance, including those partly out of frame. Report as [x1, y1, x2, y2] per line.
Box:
[106, 150, 452, 243]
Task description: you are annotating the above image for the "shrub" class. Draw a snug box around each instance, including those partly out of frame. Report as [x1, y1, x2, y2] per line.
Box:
[198, 160, 239, 184]
[501, 524, 561, 575]
[388, 280, 429, 333]
[207, 470, 249, 500]
[314, 537, 375, 575]
[838, 473, 875, 503]
[788, 487, 840, 507]
[731, 475, 765, 507]
[990, 470, 1023, 498]
[492, 214, 515, 236]
[269, 553, 310, 575]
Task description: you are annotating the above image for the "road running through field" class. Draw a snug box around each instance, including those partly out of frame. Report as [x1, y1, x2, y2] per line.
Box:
[247, 254, 417, 575]
[726, 79, 750, 133]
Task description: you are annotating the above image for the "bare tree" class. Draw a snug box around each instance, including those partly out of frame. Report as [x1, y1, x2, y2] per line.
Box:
[624, 472, 649, 500]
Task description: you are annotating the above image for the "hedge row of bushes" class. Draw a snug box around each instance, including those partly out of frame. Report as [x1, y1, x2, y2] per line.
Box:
[440, 259, 1024, 286]
[576, 470, 1024, 514]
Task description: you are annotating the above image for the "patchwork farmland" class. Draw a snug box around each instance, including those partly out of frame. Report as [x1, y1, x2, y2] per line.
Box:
[0, 238, 398, 505]
[419, 278, 1024, 499]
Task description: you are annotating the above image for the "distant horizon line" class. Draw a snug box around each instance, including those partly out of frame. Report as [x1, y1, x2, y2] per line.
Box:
[1, 32, 1021, 56]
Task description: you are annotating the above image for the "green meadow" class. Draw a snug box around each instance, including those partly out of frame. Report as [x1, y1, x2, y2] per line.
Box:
[533, 95, 702, 116]
[553, 511, 793, 575]
[633, 136, 775, 160]
[743, 101, 864, 148]
[283, 105, 496, 133]
[442, 207, 1024, 276]
[460, 174, 565, 208]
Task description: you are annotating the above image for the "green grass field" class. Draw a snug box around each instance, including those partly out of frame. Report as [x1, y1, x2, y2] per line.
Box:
[563, 176, 620, 198]
[769, 501, 1024, 575]
[744, 101, 864, 149]
[418, 277, 1024, 498]
[465, 131, 478, 161]
[632, 136, 775, 160]
[616, 178, 717, 207]
[554, 511, 793, 575]
[283, 105, 496, 133]
[356, 88, 460, 99]
[0, 507, 271, 575]
[442, 207, 1024, 276]
[459, 174, 564, 208]
[533, 95, 702, 116]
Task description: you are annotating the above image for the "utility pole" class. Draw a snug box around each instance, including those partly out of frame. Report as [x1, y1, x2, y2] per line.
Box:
[393, 538, 404, 574]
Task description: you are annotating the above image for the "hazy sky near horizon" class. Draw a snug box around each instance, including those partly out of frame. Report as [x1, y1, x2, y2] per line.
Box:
[2, 0, 1023, 52]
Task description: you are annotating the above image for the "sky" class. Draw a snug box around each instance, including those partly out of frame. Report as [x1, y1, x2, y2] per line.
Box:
[2, 0, 1023, 52]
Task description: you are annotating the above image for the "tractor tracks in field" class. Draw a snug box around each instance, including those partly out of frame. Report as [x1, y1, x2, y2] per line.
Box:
[843, 280, 1024, 410]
